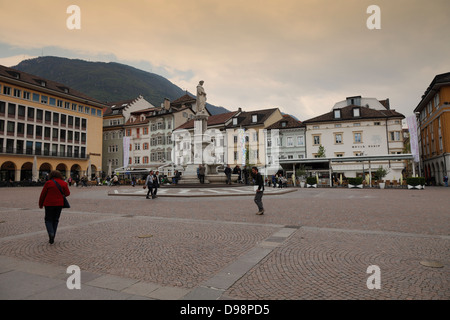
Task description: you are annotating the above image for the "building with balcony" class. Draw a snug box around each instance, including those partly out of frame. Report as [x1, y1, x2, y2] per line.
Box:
[0, 65, 106, 182]
[414, 72, 450, 185]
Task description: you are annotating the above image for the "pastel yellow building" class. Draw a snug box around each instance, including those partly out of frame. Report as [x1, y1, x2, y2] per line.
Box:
[0, 65, 106, 183]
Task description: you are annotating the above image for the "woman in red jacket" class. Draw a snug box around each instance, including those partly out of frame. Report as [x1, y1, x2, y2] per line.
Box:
[39, 170, 70, 244]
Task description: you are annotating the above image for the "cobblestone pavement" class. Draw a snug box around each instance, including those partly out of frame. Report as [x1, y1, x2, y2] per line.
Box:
[0, 185, 448, 300]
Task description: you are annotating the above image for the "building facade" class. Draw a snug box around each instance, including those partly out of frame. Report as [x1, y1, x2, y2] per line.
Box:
[303, 96, 406, 180]
[173, 110, 242, 169]
[414, 72, 450, 185]
[225, 108, 283, 169]
[102, 95, 155, 176]
[120, 95, 197, 177]
[0, 65, 106, 182]
[264, 114, 306, 175]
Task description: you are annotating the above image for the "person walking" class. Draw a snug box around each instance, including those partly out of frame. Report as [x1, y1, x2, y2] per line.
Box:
[198, 164, 206, 184]
[224, 164, 232, 185]
[38, 170, 70, 244]
[444, 174, 448, 187]
[252, 166, 264, 215]
[153, 171, 160, 198]
[144, 171, 155, 199]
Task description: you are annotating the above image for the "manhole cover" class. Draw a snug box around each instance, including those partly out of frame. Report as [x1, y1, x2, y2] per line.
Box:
[137, 234, 153, 239]
[420, 260, 444, 268]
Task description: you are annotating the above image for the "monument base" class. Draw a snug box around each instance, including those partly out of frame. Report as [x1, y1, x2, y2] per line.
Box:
[178, 163, 210, 184]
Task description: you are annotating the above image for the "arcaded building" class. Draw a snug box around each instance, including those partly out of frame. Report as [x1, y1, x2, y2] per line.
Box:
[0, 65, 106, 183]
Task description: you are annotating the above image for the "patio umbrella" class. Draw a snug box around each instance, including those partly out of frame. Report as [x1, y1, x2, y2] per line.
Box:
[32, 156, 38, 182]
[316, 172, 319, 184]
[339, 174, 343, 185]
[108, 161, 112, 177]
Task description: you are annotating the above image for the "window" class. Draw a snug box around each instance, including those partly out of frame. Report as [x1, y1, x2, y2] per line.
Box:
[287, 137, 293, 147]
[354, 132, 362, 143]
[41, 95, 48, 104]
[253, 132, 258, 142]
[18, 105, 25, 118]
[23, 91, 31, 100]
[8, 103, 15, 117]
[374, 122, 381, 126]
[32, 93, 40, 102]
[134, 143, 140, 150]
[353, 108, 360, 117]
[335, 153, 344, 157]
[232, 118, 238, 125]
[3, 86, 11, 95]
[334, 109, 341, 119]
[434, 93, 440, 109]
[27, 107, 34, 120]
[49, 98, 56, 106]
[313, 135, 321, 145]
[252, 114, 257, 123]
[13, 88, 21, 98]
[390, 131, 401, 141]
[334, 133, 343, 144]
[297, 136, 304, 146]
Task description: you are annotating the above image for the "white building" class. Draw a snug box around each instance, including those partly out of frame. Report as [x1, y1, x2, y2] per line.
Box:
[303, 96, 406, 180]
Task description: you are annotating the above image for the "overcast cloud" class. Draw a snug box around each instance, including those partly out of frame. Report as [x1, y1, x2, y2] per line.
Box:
[0, 0, 449, 121]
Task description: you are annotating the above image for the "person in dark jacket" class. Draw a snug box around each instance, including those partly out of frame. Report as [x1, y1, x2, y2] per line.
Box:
[39, 170, 70, 244]
[224, 164, 232, 185]
[251, 167, 264, 215]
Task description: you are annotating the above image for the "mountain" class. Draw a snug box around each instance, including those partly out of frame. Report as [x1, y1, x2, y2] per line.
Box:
[13, 56, 229, 115]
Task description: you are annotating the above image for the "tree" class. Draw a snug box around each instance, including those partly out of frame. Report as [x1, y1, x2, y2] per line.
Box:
[317, 145, 326, 158]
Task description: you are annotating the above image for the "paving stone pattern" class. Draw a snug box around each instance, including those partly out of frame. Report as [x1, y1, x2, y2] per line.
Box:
[0, 185, 448, 300]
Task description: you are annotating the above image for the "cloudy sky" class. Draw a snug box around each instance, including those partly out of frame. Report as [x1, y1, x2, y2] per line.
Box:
[0, 0, 449, 121]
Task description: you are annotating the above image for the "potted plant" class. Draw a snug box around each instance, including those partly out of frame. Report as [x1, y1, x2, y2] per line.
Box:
[306, 176, 317, 188]
[374, 166, 389, 189]
[296, 166, 307, 188]
[348, 177, 363, 189]
[406, 177, 425, 189]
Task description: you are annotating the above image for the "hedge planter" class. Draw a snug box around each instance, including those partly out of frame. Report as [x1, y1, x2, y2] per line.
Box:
[306, 177, 317, 188]
[406, 177, 425, 190]
[348, 177, 363, 189]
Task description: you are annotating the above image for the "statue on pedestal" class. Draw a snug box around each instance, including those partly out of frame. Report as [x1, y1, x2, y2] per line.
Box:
[196, 80, 207, 115]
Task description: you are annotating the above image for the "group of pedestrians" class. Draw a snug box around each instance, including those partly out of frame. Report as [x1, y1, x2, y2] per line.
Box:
[36, 166, 266, 245]
[143, 170, 160, 199]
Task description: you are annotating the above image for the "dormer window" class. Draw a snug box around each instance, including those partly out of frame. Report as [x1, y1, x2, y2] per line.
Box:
[334, 109, 341, 119]
[281, 121, 287, 127]
[353, 107, 360, 117]
[232, 118, 238, 125]
[252, 114, 257, 123]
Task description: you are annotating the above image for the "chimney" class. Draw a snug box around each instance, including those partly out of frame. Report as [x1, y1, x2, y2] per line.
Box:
[163, 98, 170, 110]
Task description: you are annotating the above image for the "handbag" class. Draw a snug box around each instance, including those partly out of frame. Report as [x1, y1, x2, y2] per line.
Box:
[52, 179, 70, 208]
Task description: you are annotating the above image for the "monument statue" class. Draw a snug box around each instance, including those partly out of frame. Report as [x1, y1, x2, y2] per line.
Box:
[196, 80, 207, 114]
